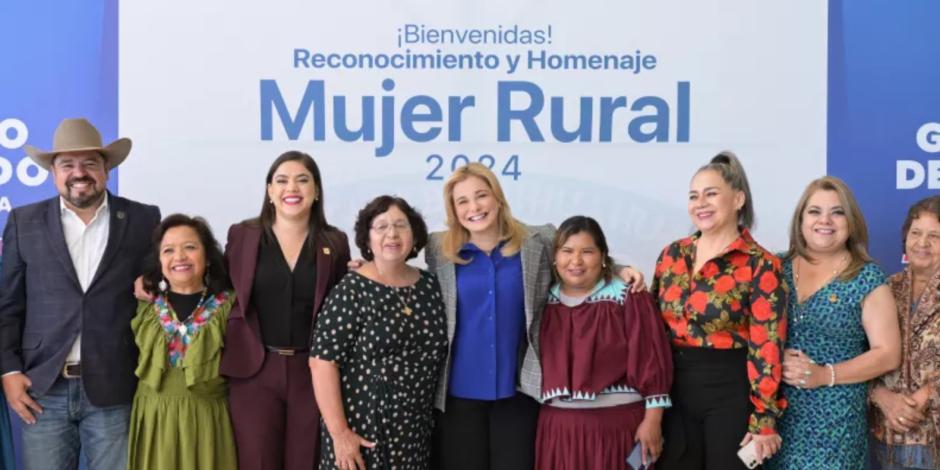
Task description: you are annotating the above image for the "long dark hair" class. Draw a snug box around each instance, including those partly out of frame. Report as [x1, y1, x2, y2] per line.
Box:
[255, 150, 339, 247]
[142, 214, 231, 295]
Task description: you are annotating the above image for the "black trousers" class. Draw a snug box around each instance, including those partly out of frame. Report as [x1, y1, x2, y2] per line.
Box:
[658, 347, 755, 470]
[432, 393, 540, 470]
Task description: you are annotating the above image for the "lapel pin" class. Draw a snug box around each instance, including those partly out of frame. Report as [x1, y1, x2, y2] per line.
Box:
[322, 247, 331, 255]
[116, 211, 126, 220]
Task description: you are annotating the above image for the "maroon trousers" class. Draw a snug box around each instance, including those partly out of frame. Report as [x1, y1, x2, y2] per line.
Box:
[229, 351, 319, 470]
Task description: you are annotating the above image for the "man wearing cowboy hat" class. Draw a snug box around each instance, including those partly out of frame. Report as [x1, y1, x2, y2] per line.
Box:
[0, 118, 160, 469]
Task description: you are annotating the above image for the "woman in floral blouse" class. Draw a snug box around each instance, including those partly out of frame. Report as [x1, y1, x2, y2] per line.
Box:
[870, 195, 940, 470]
[653, 151, 787, 469]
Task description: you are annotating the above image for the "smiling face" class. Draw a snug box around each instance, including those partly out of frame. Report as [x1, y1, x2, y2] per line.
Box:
[159, 225, 207, 293]
[51, 151, 109, 211]
[451, 175, 500, 240]
[555, 231, 604, 295]
[905, 211, 940, 276]
[687, 169, 744, 235]
[267, 160, 316, 221]
[800, 189, 850, 255]
[368, 205, 414, 265]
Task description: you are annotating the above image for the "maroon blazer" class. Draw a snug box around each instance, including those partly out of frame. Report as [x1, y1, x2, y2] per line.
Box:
[219, 221, 350, 379]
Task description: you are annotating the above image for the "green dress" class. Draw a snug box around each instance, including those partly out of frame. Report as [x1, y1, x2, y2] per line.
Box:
[127, 291, 237, 470]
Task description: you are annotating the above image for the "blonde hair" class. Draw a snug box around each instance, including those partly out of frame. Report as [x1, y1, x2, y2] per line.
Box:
[442, 163, 527, 264]
[786, 176, 872, 280]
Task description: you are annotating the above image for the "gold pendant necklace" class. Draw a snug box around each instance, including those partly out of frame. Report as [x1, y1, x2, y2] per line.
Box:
[392, 286, 414, 316]
[793, 255, 846, 323]
[375, 265, 416, 316]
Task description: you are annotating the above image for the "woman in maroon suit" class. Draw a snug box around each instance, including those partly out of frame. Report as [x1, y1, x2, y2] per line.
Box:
[221, 150, 350, 470]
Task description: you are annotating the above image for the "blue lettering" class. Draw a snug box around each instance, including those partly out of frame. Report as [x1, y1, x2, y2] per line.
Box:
[550, 97, 592, 142]
[260, 80, 324, 141]
[497, 81, 545, 142]
[628, 96, 669, 142]
[401, 96, 442, 142]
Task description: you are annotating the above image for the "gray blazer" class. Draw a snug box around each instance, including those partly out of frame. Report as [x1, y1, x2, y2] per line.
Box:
[426, 224, 555, 411]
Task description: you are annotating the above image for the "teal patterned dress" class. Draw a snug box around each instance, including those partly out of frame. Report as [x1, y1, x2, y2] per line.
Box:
[767, 261, 886, 469]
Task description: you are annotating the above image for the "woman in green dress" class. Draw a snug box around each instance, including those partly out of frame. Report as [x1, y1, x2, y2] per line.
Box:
[127, 214, 237, 469]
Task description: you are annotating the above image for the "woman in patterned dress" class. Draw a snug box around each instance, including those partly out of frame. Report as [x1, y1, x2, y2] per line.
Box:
[309, 196, 448, 470]
[870, 195, 940, 470]
[654, 151, 787, 469]
[127, 214, 237, 469]
[767, 176, 901, 469]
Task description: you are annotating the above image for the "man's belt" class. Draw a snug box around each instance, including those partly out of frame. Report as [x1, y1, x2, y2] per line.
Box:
[62, 363, 81, 379]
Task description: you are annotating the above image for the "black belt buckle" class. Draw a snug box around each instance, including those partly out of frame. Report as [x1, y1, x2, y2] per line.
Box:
[62, 363, 81, 379]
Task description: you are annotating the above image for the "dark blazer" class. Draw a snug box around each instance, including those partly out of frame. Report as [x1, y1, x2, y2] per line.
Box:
[0, 193, 160, 406]
[219, 221, 350, 379]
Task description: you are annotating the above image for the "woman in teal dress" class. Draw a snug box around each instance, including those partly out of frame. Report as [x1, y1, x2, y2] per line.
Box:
[767, 177, 902, 469]
[127, 214, 237, 470]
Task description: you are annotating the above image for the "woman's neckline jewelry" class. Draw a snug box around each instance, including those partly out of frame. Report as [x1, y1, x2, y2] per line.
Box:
[372, 266, 418, 316]
[391, 285, 414, 316]
[165, 287, 208, 335]
[793, 255, 846, 324]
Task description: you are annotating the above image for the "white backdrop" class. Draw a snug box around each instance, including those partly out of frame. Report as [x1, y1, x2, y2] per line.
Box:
[119, 1, 826, 274]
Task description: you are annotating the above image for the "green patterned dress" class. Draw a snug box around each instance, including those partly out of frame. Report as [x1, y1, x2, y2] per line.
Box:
[127, 291, 237, 470]
[767, 262, 886, 469]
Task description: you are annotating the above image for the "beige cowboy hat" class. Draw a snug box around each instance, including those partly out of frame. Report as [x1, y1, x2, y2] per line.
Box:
[24, 118, 132, 171]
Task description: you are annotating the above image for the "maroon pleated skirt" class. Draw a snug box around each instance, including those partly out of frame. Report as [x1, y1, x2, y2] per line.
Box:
[535, 401, 649, 470]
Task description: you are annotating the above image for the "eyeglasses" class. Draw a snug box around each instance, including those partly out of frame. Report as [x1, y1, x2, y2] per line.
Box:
[371, 221, 411, 234]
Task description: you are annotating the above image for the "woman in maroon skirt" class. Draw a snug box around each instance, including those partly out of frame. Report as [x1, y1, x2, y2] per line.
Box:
[535, 216, 673, 470]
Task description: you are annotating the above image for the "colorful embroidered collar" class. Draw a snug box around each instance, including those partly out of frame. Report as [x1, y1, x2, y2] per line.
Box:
[154, 291, 229, 367]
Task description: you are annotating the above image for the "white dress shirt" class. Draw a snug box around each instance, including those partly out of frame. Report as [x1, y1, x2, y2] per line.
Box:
[60, 196, 110, 365]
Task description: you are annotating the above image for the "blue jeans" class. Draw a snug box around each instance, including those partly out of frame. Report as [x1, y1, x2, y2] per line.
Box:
[21, 376, 130, 470]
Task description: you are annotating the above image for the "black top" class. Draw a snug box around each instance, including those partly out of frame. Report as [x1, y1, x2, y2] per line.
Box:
[167, 290, 205, 323]
[251, 232, 317, 348]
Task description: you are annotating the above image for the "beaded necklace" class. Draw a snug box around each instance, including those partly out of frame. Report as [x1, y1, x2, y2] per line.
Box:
[155, 290, 228, 367]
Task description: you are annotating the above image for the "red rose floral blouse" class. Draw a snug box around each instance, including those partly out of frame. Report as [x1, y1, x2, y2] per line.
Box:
[652, 228, 788, 435]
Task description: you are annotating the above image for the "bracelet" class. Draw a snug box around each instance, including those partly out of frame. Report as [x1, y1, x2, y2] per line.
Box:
[826, 363, 836, 387]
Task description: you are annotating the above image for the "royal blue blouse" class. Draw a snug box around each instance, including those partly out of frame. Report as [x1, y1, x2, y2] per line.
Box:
[448, 241, 526, 400]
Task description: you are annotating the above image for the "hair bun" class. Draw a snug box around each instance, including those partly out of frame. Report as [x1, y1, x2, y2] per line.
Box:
[711, 150, 737, 166]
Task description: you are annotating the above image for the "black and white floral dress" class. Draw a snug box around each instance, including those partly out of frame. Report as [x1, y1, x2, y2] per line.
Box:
[310, 270, 448, 470]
